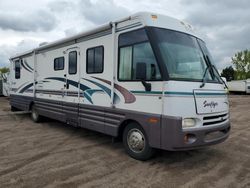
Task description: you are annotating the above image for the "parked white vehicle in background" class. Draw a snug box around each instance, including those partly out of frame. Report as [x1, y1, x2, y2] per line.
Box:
[9, 12, 230, 160]
[1, 72, 10, 96]
[227, 79, 250, 94]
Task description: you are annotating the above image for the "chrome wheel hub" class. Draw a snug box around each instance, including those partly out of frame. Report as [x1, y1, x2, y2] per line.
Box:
[127, 128, 145, 153]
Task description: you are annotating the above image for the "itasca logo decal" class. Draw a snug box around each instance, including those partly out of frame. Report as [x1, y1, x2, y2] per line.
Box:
[203, 100, 218, 108]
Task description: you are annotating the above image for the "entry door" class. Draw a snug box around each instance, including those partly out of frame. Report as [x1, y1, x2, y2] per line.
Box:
[63, 48, 80, 125]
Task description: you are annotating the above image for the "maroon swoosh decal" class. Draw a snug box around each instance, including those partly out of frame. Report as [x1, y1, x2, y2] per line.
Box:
[92, 77, 136, 104]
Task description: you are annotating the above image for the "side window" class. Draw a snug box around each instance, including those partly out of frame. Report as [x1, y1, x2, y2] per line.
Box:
[68, 51, 77, 74]
[54, 57, 64, 71]
[86, 46, 104, 74]
[15, 60, 21, 79]
[118, 29, 161, 81]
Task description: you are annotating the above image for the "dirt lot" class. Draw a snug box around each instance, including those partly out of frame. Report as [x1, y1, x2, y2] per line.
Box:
[0, 96, 249, 188]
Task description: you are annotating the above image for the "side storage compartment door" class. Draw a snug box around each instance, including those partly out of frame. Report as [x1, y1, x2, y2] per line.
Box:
[35, 51, 65, 121]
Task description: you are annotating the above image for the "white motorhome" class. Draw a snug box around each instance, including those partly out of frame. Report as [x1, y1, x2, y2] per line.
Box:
[9, 12, 230, 160]
[227, 79, 250, 94]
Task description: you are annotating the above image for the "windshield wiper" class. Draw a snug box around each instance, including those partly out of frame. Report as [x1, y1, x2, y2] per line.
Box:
[205, 55, 228, 89]
[211, 64, 228, 89]
[200, 55, 212, 88]
[200, 65, 209, 88]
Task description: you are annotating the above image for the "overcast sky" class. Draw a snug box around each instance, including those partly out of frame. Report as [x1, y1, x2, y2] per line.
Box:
[0, 0, 249, 71]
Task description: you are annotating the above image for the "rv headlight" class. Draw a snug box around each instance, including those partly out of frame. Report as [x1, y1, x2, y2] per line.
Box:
[182, 118, 196, 128]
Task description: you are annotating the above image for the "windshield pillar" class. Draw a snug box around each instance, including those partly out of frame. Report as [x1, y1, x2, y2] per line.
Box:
[145, 27, 169, 81]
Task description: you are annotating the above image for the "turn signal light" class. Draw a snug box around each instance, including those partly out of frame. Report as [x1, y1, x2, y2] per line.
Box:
[151, 15, 158, 20]
[148, 117, 158, 123]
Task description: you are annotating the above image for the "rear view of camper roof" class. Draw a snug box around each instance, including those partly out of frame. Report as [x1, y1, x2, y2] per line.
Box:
[10, 12, 197, 60]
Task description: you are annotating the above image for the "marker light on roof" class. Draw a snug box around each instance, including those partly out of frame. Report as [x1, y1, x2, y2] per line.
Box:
[151, 15, 158, 20]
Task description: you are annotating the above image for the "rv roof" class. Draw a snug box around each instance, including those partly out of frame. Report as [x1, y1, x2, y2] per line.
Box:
[10, 12, 199, 60]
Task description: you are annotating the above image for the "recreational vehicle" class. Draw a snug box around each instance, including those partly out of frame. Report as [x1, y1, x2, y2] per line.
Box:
[9, 12, 230, 160]
[1, 72, 10, 96]
[227, 79, 250, 94]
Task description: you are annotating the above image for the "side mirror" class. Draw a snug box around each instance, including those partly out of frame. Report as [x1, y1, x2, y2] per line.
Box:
[136, 62, 147, 80]
[151, 64, 156, 79]
[135, 62, 151, 91]
[221, 77, 227, 83]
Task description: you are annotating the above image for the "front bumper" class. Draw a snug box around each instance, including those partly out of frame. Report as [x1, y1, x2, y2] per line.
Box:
[161, 115, 230, 151]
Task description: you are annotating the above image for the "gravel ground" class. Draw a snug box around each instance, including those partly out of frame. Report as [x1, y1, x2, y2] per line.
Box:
[0, 95, 249, 188]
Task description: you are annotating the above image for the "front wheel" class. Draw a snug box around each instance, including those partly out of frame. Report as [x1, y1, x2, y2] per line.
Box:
[31, 104, 41, 123]
[123, 123, 155, 161]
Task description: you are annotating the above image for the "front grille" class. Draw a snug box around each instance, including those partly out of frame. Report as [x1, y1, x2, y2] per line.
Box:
[203, 113, 229, 126]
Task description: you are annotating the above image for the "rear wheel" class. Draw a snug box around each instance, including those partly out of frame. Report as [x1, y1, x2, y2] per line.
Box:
[31, 104, 41, 123]
[123, 123, 155, 161]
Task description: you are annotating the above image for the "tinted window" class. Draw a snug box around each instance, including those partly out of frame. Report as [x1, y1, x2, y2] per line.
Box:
[68, 51, 77, 74]
[87, 46, 104, 74]
[118, 29, 161, 81]
[15, 60, 21, 79]
[119, 29, 148, 47]
[87, 49, 94, 73]
[54, 57, 64, 71]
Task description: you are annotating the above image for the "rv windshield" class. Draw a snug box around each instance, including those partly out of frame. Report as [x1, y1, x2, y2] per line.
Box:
[150, 28, 218, 82]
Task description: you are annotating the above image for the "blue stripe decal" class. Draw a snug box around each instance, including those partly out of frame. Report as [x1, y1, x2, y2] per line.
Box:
[24, 60, 33, 71]
[83, 89, 103, 104]
[195, 93, 227, 96]
[165, 91, 193, 95]
[84, 79, 111, 96]
[84, 79, 120, 102]
[45, 77, 90, 91]
[19, 83, 33, 93]
[46, 77, 65, 82]
[84, 92, 93, 104]
[85, 89, 103, 96]
[21, 61, 32, 73]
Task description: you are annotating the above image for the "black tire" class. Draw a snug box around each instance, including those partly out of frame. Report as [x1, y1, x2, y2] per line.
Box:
[123, 123, 155, 161]
[11, 106, 19, 112]
[31, 104, 41, 123]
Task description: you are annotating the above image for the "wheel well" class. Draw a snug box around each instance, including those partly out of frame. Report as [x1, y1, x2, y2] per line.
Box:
[118, 119, 141, 140]
[29, 101, 34, 111]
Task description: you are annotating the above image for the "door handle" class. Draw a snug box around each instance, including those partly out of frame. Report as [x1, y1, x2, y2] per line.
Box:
[64, 83, 69, 89]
